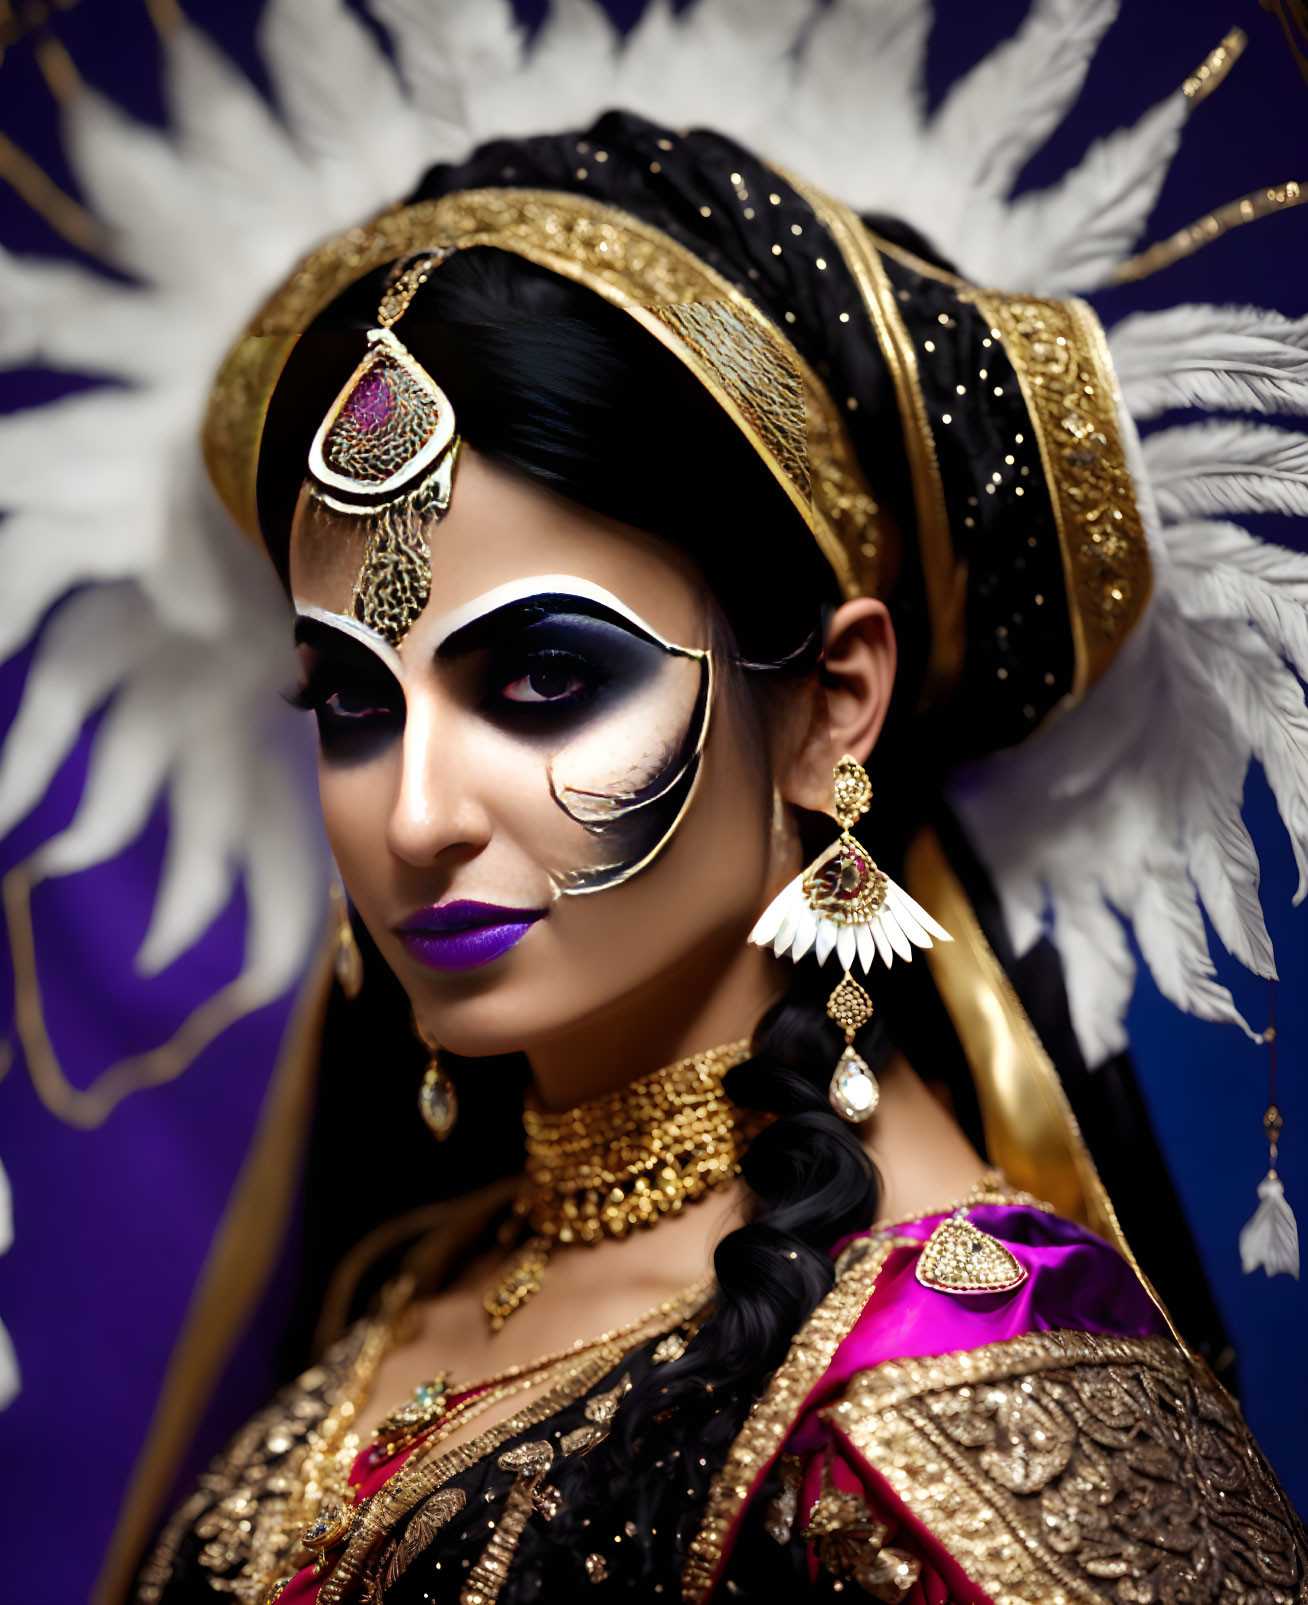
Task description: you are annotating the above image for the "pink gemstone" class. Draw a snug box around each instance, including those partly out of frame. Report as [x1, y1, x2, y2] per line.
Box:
[342, 369, 395, 434]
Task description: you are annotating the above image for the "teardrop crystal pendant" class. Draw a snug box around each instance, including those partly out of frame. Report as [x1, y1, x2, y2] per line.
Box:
[826, 969, 878, 1123]
[419, 1056, 457, 1141]
[829, 1046, 880, 1122]
[915, 1215, 1027, 1295]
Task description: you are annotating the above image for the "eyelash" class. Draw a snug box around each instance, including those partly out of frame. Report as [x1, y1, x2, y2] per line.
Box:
[287, 643, 611, 745]
[484, 648, 609, 714]
[288, 667, 400, 743]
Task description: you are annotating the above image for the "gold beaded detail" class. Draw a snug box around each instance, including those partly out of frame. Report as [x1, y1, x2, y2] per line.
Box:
[520, 1039, 752, 1244]
[826, 973, 874, 1034]
[832, 754, 872, 830]
[483, 1040, 753, 1327]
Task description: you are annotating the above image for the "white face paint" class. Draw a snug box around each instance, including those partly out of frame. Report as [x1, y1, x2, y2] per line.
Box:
[295, 575, 713, 896]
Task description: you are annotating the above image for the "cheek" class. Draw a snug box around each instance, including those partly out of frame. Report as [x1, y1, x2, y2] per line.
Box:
[315, 750, 398, 899]
[550, 702, 772, 958]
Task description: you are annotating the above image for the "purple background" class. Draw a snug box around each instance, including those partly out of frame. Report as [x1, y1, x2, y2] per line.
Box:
[1, 4, 1305, 1601]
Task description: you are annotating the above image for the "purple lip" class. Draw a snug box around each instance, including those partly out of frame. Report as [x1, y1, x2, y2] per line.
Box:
[397, 900, 546, 972]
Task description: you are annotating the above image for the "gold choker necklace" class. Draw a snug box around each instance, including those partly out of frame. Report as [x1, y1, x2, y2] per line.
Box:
[484, 1039, 754, 1328]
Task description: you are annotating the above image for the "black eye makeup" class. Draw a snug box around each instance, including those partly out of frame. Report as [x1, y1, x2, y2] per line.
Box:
[432, 584, 714, 894]
[439, 597, 671, 730]
[291, 617, 404, 759]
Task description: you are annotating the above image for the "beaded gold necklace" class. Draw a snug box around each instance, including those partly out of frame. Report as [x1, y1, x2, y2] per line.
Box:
[484, 1039, 754, 1327]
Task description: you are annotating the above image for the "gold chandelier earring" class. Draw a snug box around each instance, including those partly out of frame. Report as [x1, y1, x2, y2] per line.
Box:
[749, 755, 952, 1123]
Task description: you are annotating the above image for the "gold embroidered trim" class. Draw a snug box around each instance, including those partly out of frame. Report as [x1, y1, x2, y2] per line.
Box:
[204, 187, 884, 601]
[829, 1330, 1308, 1605]
[680, 1236, 895, 1603]
[963, 290, 1151, 701]
[779, 170, 961, 705]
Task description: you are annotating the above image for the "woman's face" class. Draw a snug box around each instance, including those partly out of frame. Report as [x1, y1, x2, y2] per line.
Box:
[292, 449, 784, 1062]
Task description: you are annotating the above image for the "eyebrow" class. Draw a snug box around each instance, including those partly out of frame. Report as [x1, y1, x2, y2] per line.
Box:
[427, 575, 696, 656]
[294, 605, 404, 676]
[436, 591, 674, 662]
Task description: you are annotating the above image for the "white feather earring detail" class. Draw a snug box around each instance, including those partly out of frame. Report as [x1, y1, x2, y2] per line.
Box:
[749, 756, 952, 1122]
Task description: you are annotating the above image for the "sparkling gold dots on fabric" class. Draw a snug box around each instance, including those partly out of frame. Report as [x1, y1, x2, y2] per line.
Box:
[680, 1236, 895, 1602]
[964, 289, 1150, 697]
[829, 1330, 1308, 1605]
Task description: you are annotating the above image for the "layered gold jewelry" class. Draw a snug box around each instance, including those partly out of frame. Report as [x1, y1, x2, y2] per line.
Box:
[750, 756, 952, 1123]
[306, 1280, 711, 1605]
[484, 1040, 753, 1329]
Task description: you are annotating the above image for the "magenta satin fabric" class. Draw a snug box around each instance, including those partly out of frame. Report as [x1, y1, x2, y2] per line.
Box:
[772, 1205, 1172, 1603]
[823, 1202, 1168, 1391]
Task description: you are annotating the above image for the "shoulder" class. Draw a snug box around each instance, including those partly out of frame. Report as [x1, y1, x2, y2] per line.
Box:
[685, 1183, 1308, 1603]
[825, 1327, 1306, 1605]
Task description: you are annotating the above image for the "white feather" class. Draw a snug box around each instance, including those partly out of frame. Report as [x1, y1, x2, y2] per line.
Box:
[1240, 1172, 1300, 1279]
[1168, 519, 1308, 682]
[814, 921, 838, 966]
[836, 924, 858, 969]
[0, 1160, 15, 1412]
[1111, 304, 1308, 420]
[973, 90, 1187, 293]
[856, 922, 875, 972]
[928, 0, 1118, 203]
[1143, 420, 1308, 522]
[870, 918, 894, 969]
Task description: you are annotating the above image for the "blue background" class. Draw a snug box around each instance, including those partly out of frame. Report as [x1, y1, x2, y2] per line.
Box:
[0, 3, 1304, 1600]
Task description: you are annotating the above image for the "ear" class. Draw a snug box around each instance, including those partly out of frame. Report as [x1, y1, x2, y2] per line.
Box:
[777, 598, 896, 814]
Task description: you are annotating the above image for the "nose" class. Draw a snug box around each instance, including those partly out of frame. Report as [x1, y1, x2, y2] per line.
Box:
[385, 686, 493, 868]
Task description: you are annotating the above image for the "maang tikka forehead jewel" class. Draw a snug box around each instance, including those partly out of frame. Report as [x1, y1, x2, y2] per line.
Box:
[306, 251, 463, 648]
[749, 756, 952, 1122]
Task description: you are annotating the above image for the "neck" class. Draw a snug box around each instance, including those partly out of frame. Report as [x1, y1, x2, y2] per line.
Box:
[524, 926, 783, 1110]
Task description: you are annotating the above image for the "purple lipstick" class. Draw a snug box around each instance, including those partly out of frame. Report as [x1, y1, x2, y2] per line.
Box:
[397, 900, 546, 971]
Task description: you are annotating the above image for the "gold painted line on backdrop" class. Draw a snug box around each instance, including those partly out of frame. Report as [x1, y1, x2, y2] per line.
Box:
[3, 859, 271, 1130]
[94, 930, 335, 1605]
[0, 127, 109, 258]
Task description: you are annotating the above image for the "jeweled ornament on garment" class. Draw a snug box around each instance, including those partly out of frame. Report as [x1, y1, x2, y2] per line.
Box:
[915, 1213, 1028, 1295]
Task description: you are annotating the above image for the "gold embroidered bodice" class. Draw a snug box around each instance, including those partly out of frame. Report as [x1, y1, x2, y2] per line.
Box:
[136, 1188, 1307, 1605]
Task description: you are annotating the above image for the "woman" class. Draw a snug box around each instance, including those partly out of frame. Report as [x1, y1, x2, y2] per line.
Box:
[134, 113, 1305, 1603]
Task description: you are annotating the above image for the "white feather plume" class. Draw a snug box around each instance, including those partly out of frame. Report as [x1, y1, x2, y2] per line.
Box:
[1112, 304, 1308, 419]
[1143, 420, 1308, 522]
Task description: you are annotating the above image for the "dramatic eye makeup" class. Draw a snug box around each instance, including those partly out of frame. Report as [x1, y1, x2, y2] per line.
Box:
[291, 615, 405, 759]
[431, 578, 714, 895]
[292, 575, 714, 894]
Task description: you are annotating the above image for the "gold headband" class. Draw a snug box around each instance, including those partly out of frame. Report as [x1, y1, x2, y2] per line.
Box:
[203, 182, 1149, 709]
[203, 187, 887, 603]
